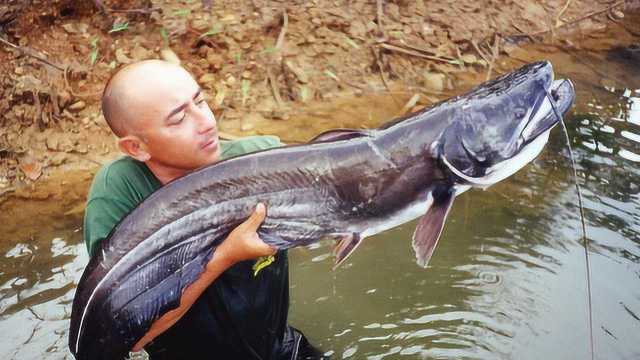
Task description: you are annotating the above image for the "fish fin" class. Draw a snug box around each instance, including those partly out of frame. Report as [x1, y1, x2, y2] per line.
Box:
[332, 233, 362, 270]
[412, 186, 455, 268]
[309, 128, 371, 143]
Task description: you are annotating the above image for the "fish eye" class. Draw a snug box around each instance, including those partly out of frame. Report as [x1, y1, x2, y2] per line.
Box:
[514, 108, 527, 119]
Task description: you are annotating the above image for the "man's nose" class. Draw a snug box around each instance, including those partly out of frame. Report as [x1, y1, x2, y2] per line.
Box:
[193, 104, 216, 134]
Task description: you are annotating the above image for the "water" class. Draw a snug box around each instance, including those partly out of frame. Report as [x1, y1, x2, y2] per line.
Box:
[1, 48, 640, 359]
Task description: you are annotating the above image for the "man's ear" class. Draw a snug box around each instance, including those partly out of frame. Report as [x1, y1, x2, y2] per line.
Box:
[117, 135, 150, 162]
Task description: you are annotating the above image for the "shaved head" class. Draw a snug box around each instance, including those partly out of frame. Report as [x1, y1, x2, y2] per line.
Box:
[101, 60, 191, 137]
[101, 59, 220, 183]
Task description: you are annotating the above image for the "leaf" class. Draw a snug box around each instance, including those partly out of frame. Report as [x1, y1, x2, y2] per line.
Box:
[19, 161, 42, 181]
[200, 24, 222, 38]
[89, 37, 99, 65]
[241, 80, 250, 106]
[173, 9, 191, 17]
[344, 35, 359, 49]
[109, 22, 129, 33]
[252, 255, 275, 276]
[324, 70, 339, 81]
[160, 28, 169, 47]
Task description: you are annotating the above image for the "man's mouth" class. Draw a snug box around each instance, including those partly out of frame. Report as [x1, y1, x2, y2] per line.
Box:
[201, 136, 219, 151]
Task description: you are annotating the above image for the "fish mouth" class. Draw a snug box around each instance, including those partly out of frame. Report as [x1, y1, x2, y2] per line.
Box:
[442, 75, 575, 188]
[519, 78, 575, 144]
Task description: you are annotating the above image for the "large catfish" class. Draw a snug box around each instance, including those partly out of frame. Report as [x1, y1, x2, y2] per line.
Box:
[69, 61, 575, 359]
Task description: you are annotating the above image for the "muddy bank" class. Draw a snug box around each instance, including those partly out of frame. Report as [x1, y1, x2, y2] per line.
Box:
[0, 1, 639, 220]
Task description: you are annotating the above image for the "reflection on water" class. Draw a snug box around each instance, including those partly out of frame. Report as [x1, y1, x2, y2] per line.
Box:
[0, 213, 86, 360]
[2, 47, 640, 360]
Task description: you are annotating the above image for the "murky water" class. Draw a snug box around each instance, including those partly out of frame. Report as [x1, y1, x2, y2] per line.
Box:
[2, 46, 640, 359]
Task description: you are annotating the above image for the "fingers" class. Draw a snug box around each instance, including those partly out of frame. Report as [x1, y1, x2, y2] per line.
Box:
[244, 202, 266, 230]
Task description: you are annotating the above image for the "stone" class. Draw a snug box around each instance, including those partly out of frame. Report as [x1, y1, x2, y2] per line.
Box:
[68, 101, 86, 112]
[423, 72, 446, 92]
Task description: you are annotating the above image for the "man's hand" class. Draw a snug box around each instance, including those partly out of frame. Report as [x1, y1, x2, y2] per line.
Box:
[212, 203, 276, 269]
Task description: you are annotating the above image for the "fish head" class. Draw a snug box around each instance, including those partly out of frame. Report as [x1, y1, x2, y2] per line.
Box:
[438, 61, 575, 187]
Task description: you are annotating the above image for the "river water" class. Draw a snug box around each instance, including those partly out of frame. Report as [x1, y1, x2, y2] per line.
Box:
[1, 44, 639, 359]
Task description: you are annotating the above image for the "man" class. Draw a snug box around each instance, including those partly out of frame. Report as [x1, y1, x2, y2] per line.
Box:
[83, 59, 323, 359]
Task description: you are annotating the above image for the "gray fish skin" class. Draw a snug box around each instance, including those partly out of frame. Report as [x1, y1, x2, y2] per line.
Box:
[69, 61, 575, 359]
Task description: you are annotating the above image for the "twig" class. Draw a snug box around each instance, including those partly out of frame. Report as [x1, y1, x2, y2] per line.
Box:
[371, 47, 391, 92]
[510, 23, 538, 42]
[63, 67, 102, 99]
[109, 7, 159, 14]
[384, 41, 457, 62]
[396, 94, 420, 117]
[486, 33, 501, 81]
[376, 0, 387, 40]
[275, 10, 288, 52]
[556, 0, 573, 26]
[93, 0, 110, 14]
[470, 40, 491, 64]
[266, 67, 283, 108]
[324, 69, 366, 90]
[267, 10, 289, 108]
[0, 37, 65, 71]
[379, 42, 456, 64]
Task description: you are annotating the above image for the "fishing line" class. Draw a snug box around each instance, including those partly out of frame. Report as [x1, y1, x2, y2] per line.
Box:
[545, 82, 594, 360]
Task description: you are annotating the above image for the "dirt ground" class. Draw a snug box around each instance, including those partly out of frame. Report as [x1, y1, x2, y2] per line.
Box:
[0, 0, 639, 209]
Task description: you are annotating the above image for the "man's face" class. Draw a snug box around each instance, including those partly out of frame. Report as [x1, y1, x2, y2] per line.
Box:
[128, 66, 220, 171]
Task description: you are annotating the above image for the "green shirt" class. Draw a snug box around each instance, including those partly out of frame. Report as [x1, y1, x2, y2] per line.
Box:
[83, 135, 282, 257]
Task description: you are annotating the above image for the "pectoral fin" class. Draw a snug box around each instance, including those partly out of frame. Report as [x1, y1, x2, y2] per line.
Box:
[412, 186, 455, 268]
[332, 233, 362, 270]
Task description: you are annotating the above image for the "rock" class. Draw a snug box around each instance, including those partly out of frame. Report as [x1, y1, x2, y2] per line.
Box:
[386, 3, 401, 21]
[48, 153, 70, 166]
[115, 48, 133, 64]
[191, 19, 210, 32]
[611, 9, 624, 20]
[130, 45, 151, 61]
[46, 137, 59, 151]
[460, 54, 478, 64]
[68, 101, 86, 112]
[283, 61, 309, 83]
[160, 48, 181, 65]
[198, 74, 217, 88]
[225, 74, 236, 85]
[206, 51, 225, 70]
[240, 122, 254, 131]
[423, 72, 446, 92]
[62, 23, 78, 34]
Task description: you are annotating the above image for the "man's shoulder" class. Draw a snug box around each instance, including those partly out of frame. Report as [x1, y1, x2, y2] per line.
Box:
[221, 135, 282, 159]
[88, 156, 159, 203]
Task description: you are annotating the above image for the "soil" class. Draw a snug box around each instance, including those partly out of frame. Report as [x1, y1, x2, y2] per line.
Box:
[1, 0, 639, 220]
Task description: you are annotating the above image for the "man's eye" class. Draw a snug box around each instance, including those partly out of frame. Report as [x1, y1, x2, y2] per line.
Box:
[170, 113, 185, 125]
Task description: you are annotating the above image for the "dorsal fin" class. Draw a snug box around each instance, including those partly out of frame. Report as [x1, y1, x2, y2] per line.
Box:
[308, 128, 371, 143]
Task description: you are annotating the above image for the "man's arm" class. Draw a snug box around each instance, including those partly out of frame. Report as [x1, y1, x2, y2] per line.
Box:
[132, 203, 275, 351]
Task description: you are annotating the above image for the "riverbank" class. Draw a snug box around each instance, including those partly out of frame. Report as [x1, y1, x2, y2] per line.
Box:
[0, 1, 639, 210]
